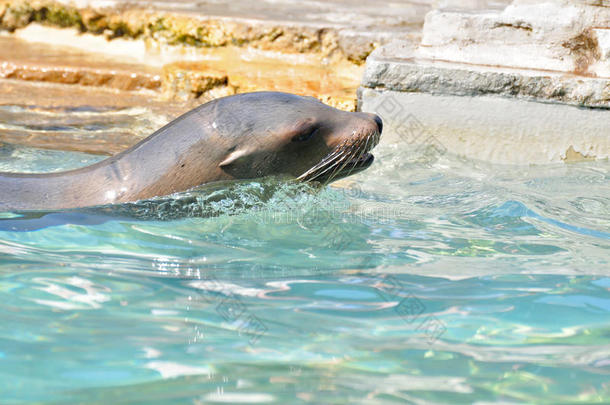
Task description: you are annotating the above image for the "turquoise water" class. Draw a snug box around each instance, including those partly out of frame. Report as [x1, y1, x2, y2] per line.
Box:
[1, 107, 609, 404]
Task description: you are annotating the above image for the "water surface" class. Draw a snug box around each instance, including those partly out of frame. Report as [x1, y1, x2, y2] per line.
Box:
[0, 107, 609, 404]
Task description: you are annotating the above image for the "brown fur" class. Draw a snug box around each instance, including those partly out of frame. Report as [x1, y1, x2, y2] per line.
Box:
[0, 92, 381, 211]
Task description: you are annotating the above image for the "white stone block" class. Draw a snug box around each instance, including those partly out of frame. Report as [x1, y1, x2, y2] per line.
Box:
[417, 0, 610, 75]
[360, 88, 610, 164]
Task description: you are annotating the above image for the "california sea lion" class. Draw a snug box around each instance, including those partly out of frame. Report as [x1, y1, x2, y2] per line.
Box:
[0, 92, 382, 211]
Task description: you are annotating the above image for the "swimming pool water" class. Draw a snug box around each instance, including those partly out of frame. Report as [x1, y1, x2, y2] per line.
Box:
[0, 107, 609, 404]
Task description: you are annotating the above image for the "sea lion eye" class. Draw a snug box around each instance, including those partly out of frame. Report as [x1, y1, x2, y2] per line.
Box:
[292, 126, 319, 142]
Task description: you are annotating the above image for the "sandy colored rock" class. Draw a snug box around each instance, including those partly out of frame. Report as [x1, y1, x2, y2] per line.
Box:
[0, 0, 479, 114]
[0, 61, 162, 91]
[0, 35, 162, 91]
[0, 0, 433, 64]
[0, 26, 363, 109]
[162, 62, 234, 101]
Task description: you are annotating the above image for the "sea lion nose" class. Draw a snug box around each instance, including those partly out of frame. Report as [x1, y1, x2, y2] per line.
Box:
[373, 114, 383, 134]
[358, 112, 383, 134]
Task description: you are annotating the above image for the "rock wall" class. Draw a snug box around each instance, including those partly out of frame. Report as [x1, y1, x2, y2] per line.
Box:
[360, 0, 610, 164]
[0, 0, 438, 112]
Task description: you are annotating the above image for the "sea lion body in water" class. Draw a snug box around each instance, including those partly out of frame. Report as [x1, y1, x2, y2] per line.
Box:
[0, 92, 382, 211]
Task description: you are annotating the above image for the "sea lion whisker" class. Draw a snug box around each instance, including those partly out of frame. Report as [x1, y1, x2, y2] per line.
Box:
[297, 156, 338, 181]
[332, 130, 375, 181]
[297, 141, 352, 181]
[314, 147, 346, 168]
[324, 142, 361, 185]
[301, 144, 354, 183]
[301, 150, 350, 182]
[346, 135, 370, 176]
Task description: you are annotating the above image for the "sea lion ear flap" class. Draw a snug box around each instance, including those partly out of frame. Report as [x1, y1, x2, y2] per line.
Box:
[219, 148, 250, 167]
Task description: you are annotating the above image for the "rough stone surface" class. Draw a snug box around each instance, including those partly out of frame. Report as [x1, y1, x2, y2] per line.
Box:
[0, 25, 361, 110]
[0, 36, 163, 91]
[418, 0, 610, 77]
[0, 0, 427, 111]
[363, 43, 610, 108]
[360, 0, 610, 164]
[0, 0, 513, 114]
[360, 88, 610, 164]
[363, 0, 610, 106]
[0, 0, 434, 64]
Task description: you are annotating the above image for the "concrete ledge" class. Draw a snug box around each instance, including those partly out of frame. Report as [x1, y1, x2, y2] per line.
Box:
[360, 88, 610, 164]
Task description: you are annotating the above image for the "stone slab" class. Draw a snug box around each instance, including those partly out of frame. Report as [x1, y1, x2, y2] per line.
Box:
[418, 0, 610, 76]
[363, 42, 610, 108]
[0, 35, 163, 91]
[360, 88, 610, 164]
[359, 0, 610, 164]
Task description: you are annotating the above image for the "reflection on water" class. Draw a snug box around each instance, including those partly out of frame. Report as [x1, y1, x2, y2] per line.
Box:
[0, 106, 609, 403]
[0, 105, 167, 157]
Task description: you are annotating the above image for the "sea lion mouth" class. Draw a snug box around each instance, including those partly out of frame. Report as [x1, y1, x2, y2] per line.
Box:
[297, 128, 380, 184]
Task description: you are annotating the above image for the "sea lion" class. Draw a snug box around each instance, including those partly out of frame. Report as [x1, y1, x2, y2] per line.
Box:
[0, 92, 382, 211]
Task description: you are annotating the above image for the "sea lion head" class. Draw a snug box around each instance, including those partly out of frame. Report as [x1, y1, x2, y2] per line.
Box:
[210, 92, 382, 184]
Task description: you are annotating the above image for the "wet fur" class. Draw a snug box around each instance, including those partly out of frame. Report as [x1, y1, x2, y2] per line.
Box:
[0, 92, 381, 211]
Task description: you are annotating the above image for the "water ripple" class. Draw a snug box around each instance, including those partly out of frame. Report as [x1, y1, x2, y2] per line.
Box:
[0, 113, 609, 403]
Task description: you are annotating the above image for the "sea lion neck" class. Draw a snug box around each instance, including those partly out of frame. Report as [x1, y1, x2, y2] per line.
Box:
[0, 102, 224, 211]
